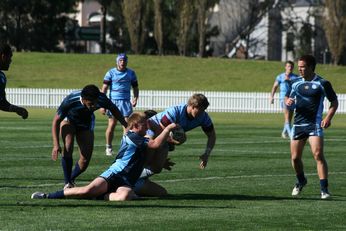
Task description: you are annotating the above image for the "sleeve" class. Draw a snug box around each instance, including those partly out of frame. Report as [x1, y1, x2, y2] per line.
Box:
[130, 70, 138, 88]
[322, 80, 338, 102]
[201, 113, 214, 133]
[56, 95, 71, 119]
[103, 70, 112, 85]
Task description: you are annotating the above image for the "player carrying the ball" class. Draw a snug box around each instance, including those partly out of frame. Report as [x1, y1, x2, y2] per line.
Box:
[134, 93, 216, 197]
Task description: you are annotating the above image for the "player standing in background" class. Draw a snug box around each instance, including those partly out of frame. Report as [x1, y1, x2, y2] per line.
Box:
[100, 53, 139, 156]
[285, 55, 338, 199]
[135, 93, 216, 197]
[32, 112, 177, 201]
[270, 61, 299, 138]
[0, 43, 28, 119]
[51, 84, 127, 189]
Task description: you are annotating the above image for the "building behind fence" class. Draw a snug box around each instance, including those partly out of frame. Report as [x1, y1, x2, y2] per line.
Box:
[6, 88, 346, 113]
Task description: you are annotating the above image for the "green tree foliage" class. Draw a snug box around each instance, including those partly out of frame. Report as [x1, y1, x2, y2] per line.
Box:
[0, 0, 78, 51]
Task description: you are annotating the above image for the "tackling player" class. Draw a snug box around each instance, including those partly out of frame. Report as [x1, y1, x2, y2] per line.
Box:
[51, 84, 127, 189]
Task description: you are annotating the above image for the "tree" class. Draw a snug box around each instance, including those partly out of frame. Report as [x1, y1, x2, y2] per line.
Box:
[176, 0, 195, 56]
[323, 0, 346, 65]
[0, 0, 78, 51]
[153, 0, 164, 55]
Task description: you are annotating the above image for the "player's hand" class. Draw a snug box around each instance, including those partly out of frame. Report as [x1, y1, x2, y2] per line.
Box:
[163, 158, 175, 171]
[132, 98, 137, 108]
[16, 107, 28, 119]
[51, 146, 61, 161]
[199, 153, 209, 169]
[321, 119, 331, 129]
[285, 97, 294, 106]
[270, 97, 274, 104]
[100, 108, 106, 115]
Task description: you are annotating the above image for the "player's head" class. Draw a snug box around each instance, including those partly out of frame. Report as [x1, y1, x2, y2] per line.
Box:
[81, 84, 100, 110]
[116, 53, 128, 71]
[0, 43, 13, 71]
[144, 109, 157, 119]
[188, 93, 210, 110]
[298, 55, 316, 71]
[127, 112, 148, 136]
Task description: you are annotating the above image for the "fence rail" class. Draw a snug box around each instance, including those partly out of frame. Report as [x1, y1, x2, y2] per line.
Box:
[6, 88, 346, 113]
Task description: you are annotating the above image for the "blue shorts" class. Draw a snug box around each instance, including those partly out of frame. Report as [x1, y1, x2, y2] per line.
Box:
[64, 116, 95, 132]
[99, 170, 132, 193]
[291, 123, 323, 140]
[107, 99, 133, 117]
[280, 99, 294, 111]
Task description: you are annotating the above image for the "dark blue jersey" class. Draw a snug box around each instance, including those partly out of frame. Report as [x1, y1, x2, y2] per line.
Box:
[101, 131, 149, 186]
[57, 90, 117, 128]
[287, 75, 337, 125]
[0, 71, 11, 111]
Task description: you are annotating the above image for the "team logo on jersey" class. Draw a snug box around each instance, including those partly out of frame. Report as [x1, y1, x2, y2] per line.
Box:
[304, 85, 309, 90]
[312, 84, 317, 89]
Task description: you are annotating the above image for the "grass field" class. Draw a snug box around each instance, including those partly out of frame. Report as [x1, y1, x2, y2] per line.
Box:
[7, 52, 346, 93]
[1, 109, 346, 230]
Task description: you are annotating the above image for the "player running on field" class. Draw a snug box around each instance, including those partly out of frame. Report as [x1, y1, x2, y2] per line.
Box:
[285, 55, 338, 200]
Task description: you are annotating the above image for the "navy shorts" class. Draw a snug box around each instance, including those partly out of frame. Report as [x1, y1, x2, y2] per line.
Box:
[291, 123, 323, 140]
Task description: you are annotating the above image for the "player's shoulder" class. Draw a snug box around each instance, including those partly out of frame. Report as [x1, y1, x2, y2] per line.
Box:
[126, 131, 147, 146]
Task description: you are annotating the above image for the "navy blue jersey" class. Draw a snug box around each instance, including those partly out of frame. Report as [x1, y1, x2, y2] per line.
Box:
[100, 131, 149, 186]
[57, 90, 117, 128]
[0, 71, 11, 111]
[287, 75, 337, 125]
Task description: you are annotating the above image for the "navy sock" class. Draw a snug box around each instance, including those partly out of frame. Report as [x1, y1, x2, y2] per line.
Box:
[296, 172, 306, 184]
[61, 156, 73, 184]
[47, 190, 65, 199]
[320, 179, 329, 192]
[71, 162, 83, 182]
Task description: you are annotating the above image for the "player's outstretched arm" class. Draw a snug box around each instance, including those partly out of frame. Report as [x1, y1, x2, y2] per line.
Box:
[199, 128, 216, 169]
[51, 114, 62, 161]
[9, 105, 28, 119]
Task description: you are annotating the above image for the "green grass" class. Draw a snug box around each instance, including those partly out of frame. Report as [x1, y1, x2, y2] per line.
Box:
[1, 109, 346, 230]
[7, 52, 346, 93]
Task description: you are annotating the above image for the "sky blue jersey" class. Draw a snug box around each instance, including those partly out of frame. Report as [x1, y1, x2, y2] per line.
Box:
[275, 72, 299, 100]
[57, 90, 117, 129]
[149, 103, 214, 133]
[0, 71, 11, 111]
[286, 75, 337, 125]
[101, 131, 149, 186]
[103, 68, 138, 100]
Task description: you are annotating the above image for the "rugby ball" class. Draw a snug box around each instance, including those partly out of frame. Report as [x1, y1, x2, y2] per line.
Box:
[169, 127, 186, 145]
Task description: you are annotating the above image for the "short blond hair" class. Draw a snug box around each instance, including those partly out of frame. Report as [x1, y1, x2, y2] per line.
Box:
[127, 112, 147, 129]
[187, 93, 209, 110]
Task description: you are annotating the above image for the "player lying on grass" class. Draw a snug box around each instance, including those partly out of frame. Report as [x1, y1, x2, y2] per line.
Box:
[31, 112, 177, 201]
[134, 94, 216, 197]
[51, 84, 127, 190]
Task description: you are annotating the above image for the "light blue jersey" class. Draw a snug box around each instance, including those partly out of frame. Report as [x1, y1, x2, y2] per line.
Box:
[275, 72, 299, 100]
[100, 131, 149, 186]
[103, 68, 138, 100]
[149, 103, 213, 132]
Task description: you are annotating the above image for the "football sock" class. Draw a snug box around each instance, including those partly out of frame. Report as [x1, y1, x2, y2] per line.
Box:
[296, 172, 306, 184]
[47, 190, 65, 199]
[61, 156, 73, 184]
[106, 144, 112, 149]
[71, 162, 83, 182]
[320, 179, 329, 192]
[139, 168, 154, 178]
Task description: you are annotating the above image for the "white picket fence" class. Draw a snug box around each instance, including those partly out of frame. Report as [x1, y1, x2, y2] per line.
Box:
[6, 88, 346, 113]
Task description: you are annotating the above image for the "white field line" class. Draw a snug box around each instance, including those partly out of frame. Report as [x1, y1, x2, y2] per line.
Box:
[2, 171, 346, 190]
